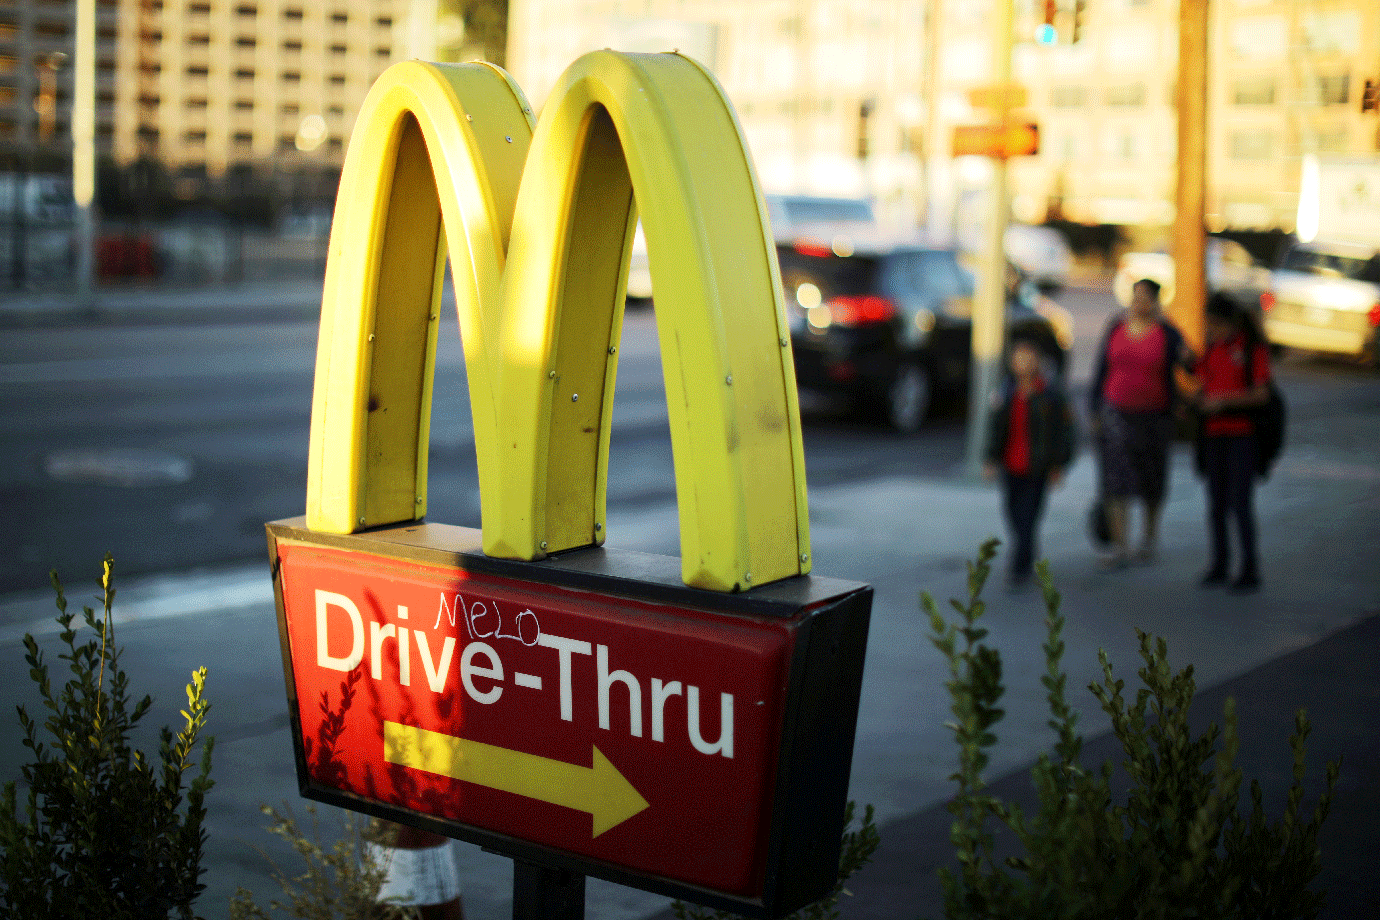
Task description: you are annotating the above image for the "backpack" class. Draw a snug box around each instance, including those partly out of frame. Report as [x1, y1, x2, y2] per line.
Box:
[1249, 365, 1286, 478]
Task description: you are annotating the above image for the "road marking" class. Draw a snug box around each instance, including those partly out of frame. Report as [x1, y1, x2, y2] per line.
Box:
[383, 721, 649, 837]
[0, 565, 273, 644]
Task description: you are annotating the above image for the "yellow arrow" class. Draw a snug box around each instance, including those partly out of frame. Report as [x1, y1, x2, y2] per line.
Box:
[383, 721, 650, 837]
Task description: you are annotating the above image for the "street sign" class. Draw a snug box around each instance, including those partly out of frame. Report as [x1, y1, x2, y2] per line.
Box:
[270, 51, 871, 919]
[268, 521, 870, 916]
[952, 121, 1040, 158]
[967, 83, 1029, 111]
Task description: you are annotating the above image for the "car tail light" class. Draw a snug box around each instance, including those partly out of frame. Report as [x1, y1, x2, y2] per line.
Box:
[827, 295, 897, 326]
[792, 240, 834, 258]
[1369, 302, 1380, 327]
[1260, 290, 1276, 313]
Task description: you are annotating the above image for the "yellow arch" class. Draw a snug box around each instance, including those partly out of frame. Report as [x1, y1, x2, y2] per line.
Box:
[306, 52, 810, 592]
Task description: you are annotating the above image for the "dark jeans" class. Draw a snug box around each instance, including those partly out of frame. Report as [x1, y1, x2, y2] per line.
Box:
[1002, 472, 1049, 579]
[1202, 434, 1258, 575]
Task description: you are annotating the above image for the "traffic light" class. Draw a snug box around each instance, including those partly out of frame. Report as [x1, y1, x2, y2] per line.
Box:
[1363, 79, 1379, 113]
[1072, 0, 1087, 43]
[856, 99, 874, 159]
[1036, 0, 1058, 44]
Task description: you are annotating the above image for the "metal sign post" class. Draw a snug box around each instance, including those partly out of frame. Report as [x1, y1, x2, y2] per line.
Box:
[269, 52, 871, 920]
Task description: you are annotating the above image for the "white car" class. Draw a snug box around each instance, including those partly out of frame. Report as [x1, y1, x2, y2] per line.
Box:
[1263, 239, 1380, 363]
[1113, 238, 1270, 313]
[1004, 224, 1072, 292]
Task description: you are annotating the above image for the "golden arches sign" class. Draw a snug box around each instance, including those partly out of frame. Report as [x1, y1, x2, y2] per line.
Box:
[306, 51, 810, 592]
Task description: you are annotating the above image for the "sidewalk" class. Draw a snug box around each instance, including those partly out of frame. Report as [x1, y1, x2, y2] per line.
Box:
[0, 277, 325, 326]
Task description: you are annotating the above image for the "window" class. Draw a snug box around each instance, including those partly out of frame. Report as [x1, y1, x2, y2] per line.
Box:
[375, 16, 393, 27]
[1050, 86, 1087, 109]
[140, 29, 162, 43]
[331, 12, 348, 25]
[328, 74, 346, 87]
[1318, 74, 1349, 106]
[330, 43, 347, 55]
[1105, 84, 1146, 107]
[235, 67, 254, 80]
[283, 39, 302, 52]
[283, 8, 303, 20]
[234, 99, 253, 111]
[186, 65, 209, 77]
[233, 130, 253, 146]
[187, 97, 208, 109]
[278, 133, 296, 151]
[236, 4, 257, 15]
[1229, 130, 1274, 160]
[280, 103, 299, 116]
[184, 129, 207, 144]
[236, 36, 256, 48]
[1232, 78, 1275, 105]
[281, 71, 301, 83]
[189, 3, 211, 14]
[375, 45, 390, 58]
[188, 33, 211, 46]
[327, 104, 344, 116]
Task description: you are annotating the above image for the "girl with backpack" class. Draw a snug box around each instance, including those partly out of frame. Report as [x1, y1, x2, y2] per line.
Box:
[1194, 294, 1272, 593]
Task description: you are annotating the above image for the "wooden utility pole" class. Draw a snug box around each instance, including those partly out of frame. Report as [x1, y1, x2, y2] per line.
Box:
[1170, 0, 1209, 354]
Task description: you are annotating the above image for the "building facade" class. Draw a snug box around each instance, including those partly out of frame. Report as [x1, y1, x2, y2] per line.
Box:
[506, 0, 1380, 237]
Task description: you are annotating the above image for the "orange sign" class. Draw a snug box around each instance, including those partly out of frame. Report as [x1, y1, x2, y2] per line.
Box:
[967, 83, 1029, 111]
[952, 121, 1040, 158]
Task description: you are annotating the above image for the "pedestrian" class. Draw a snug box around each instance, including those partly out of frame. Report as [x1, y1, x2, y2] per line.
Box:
[1088, 277, 1192, 568]
[985, 338, 1076, 588]
[1194, 294, 1271, 593]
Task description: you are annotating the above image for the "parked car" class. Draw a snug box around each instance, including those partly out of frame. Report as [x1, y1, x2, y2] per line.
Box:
[1113, 237, 1271, 315]
[1004, 223, 1072, 292]
[624, 195, 876, 305]
[1261, 239, 1380, 364]
[765, 194, 877, 238]
[778, 233, 1073, 433]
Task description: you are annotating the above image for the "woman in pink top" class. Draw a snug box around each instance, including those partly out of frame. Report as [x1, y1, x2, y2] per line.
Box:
[1089, 278, 1191, 567]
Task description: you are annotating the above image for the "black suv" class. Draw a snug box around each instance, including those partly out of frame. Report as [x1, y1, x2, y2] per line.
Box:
[778, 237, 1072, 433]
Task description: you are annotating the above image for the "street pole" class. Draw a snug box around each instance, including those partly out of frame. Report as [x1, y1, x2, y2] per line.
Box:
[962, 0, 1013, 478]
[1170, 0, 1209, 354]
[73, 0, 96, 307]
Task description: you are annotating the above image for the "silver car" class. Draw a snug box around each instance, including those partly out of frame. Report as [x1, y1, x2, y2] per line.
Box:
[1263, 240, 1380, 363]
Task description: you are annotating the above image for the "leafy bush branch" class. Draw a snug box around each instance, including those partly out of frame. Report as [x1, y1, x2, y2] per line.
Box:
[0, 555, 215, 919]
[926, 538, 1339, 920]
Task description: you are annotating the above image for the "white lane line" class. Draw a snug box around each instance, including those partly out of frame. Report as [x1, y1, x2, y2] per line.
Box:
[0, 565, 274, 644]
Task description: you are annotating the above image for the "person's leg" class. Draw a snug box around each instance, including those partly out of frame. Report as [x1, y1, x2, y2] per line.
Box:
[1202, 438, 1231, 584]
[1103, 497, 1130, 567]
[1140, 501, 1162, 562]
[1227, 436, 1260, 590]
[1006, 474, 1043, 582]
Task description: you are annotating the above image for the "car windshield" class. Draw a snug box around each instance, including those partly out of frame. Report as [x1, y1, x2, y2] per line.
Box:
[888, 250, 975, 307]
[778, 198, 875, 225]
[1281, 247, 1380, 282]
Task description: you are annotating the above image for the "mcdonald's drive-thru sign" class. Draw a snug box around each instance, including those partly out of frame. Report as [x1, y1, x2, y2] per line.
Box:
[267, 50, 872, 918]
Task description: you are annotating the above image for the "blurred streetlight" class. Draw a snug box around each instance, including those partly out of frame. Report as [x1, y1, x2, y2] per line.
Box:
[34, 52, 68, 144]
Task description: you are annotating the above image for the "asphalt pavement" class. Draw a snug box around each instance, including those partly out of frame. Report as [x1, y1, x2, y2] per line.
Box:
[1, 283, 1376, 919]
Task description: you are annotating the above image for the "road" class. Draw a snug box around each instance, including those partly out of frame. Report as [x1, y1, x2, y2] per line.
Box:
[2, 280, 1377, 919]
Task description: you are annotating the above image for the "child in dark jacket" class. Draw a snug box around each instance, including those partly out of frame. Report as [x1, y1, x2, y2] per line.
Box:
[985, 339, 1077, 587]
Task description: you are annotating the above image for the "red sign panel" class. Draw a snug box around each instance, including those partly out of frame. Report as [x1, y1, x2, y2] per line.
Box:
[275, 536, 824, 901]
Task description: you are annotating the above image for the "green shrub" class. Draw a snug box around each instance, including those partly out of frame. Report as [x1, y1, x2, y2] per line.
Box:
[671, 800, 880, 920]
[230, 804, 418, 920]
[0, 554, 215, 919]
[926, 538, 1339, 920]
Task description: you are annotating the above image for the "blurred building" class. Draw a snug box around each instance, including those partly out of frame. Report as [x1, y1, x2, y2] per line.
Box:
[1, 0, 505, 206]
[506, 0, 1380, 239]
[0, 0, 118, 166]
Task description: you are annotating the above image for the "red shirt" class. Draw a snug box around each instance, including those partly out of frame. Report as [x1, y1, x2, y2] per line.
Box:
[1103, 323, 1169, 412]
[1004, 377, 1043, 474]
[1197, 333, 1270, 437]
[1003, 385, 1039, 475]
